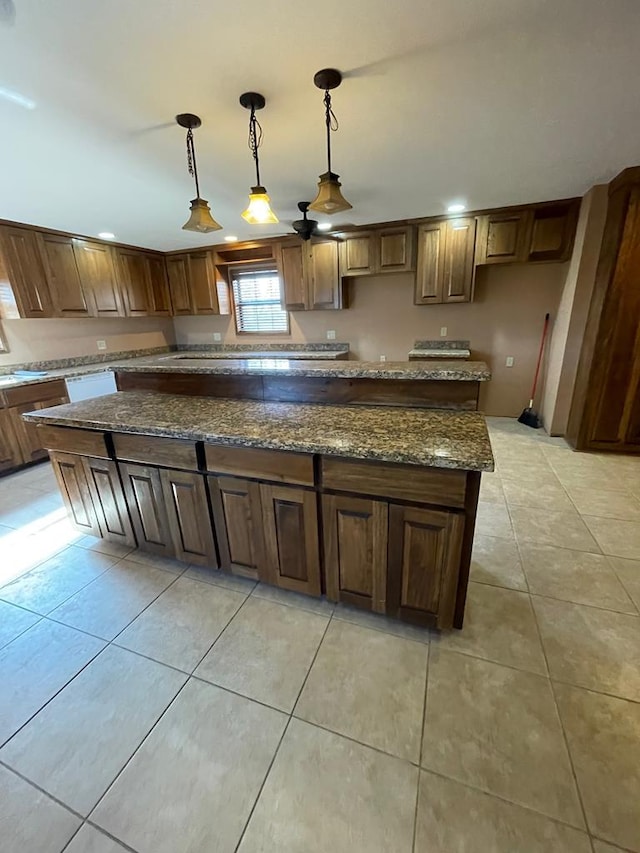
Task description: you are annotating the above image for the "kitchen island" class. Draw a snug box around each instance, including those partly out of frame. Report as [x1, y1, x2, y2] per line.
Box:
[25, 390, 493, 630]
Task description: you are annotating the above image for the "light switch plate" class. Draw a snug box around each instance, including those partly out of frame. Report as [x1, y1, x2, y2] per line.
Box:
[380, 354, 386, 362]
[506, 356, 514, 367]
[326, 330, 336, 340]
[96, 340, 107, 351]
[213, 332, 222, 342]
[440, 326, 447, 337]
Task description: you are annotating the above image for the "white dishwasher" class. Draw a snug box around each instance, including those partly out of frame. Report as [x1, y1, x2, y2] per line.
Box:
[65, 371, 117, 402]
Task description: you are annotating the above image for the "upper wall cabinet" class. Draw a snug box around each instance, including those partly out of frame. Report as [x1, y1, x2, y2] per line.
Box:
[73, 239, 123, 317]
[475, 201, 578, 266]
[279, 240, 342, 311]
[117, 248, 171, 317]
[165, 250, 227, 316]
[0, 225, 55, 318]
[414, 218, 476, 305]
[38, 233, 93, 317]
[145, 254, 172, 316]
[340, 225, 415, 277]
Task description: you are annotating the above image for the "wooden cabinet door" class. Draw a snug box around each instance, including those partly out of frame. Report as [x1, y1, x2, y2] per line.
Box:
[322, 494, 388, 612]
[279, 243, 307, 310]
[260, 484, 321, 596]
[527, 203, 577, 262]
[209, 475, 266, 580]
[0, 226, 54, 318]
[378, 226, 415, 273]
[10, 405, 48, 464]
[340, 232, 375, 276]
[160, 469, 217, 566]
[50, 450, 102, 536]
[119, 462, 174, 556]
[38, 233, 93, 316]
[442, 218, 476, 303]
[146, 255, 172, 316]
[166, 255, 192, 315]
[415, 222, 445, 304]
[0, 409, 23, 471]
[187, 251, 219, 314]
[475, 212, 531, 265]
[308, 241, 341, 309]
[117, 248, 150, 317]
[83, 457, 136, 547]
[74, 240, 123, 316]
[387, 504, 464, 629]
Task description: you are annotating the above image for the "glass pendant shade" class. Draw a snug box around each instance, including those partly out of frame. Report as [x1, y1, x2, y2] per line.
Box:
[241, 186, 279, 224]
[309, 171, 353, 215]
[182, 197, 222, 233]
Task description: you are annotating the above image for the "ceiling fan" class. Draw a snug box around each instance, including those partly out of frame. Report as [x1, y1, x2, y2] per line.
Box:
[249, 201, 350, 242]
[0, 0, 15, 25]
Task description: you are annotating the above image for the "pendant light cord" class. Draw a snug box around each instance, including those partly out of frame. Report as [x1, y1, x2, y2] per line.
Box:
[247, 105, 263, 186]
[186, 128, 201, 198]
[323, 89, 339, 175]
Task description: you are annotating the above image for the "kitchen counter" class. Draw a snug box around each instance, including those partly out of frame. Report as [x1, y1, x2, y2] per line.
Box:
[114, 356, 491, 381]
[173, 349, 349, 360]
[26, 391, 494, 471]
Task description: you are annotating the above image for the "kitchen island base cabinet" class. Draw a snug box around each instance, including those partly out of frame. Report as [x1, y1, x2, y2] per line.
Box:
[159, 469, 217, 567]
[119, 462, 175, 558]
[50, 451, 102, 538]
[208, 475, 265, 581]
[83, 457, 136, 549]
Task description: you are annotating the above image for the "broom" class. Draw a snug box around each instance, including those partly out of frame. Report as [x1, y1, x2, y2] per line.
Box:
[518, 313, 550, 429]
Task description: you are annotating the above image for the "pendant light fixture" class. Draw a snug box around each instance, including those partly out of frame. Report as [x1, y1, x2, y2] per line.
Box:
[239, 92, 278, 224]
[176, 113, 222, 233]
[309, 68, 352, 215]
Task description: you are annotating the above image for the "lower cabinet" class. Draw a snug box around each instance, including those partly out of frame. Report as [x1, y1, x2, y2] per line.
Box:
[50, 451, 102, 537]
[120, 462, 175, 558]
[208, 475, 265, 580]
[83, 456, 136, 548]
[322, 495, 388, 613]
[260, 484, 321, 596]
[159, 468, 217, 566]
[0, 409, 22, 472]
[386, 504, 465, 630]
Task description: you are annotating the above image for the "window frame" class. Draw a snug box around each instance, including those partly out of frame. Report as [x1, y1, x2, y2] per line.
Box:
[230, 263, 290, 336]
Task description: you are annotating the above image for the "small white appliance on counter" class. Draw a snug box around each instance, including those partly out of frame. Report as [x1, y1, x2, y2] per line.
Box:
[65, 371, 117, 402]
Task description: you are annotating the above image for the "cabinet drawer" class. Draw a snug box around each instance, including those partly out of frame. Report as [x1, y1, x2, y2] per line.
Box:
[113, 432, 198, 471]
[3, 379, 68, 407]
[37, 425, 109, 459]
[321, 457, 467, 509]
[205, 444, 314, 486]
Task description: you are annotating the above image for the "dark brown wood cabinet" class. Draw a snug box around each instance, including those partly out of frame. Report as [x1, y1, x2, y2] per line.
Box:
[322, 494, 388, 612]
[160, 468, 217, 565]
[146, 254, 172, 316]
[568, 170, 640, 452]
[340, 226, 415, 276]
[386, 504, 465, 629]
[0, 381, 70, 472]
[415, 218, 476, 304]
[476, 201, 578, 266]
[0, 409, 22, 471]
[475, 211, 531, 265]
[119, 462, 174, 557]
[260, 484, 321, 595]
[165, 255, 191, 315]
[50, 450, 102, 536]
[527, 203, 577, 262]
[38, 233, 92, 317]
[117, 248, 151, 317]
[209, 474, 265, 580]
[165, 251, 223, 315]
[74, 239, 123, 317]
[83, 456, 136, 548]
[0, 226, 55, 318]
[279, 241, 342, 310]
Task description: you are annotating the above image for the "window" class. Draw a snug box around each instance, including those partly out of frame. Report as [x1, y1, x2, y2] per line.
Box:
[231, 266, 289, 334]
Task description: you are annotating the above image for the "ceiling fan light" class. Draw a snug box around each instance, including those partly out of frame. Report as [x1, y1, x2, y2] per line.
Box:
[241, 186, 279, 224]
[182, 197, 222, 233]
[309, 172, 352, 215]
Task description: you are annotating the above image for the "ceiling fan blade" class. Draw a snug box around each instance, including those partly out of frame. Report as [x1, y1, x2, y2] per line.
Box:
[126, 121, 176, 138]
[342, 43, 429, 78]
[0, 0, 16, 25]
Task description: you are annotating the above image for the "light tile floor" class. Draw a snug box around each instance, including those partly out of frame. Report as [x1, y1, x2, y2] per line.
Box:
[0, 417, 638, 852]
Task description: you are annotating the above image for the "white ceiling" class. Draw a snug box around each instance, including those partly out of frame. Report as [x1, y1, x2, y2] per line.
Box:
[0, 0, 639, 250]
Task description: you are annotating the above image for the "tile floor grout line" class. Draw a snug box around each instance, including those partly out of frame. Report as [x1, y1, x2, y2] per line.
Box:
[187, 590, 255, 677]
[428, 642, 550, 680]
[411, 642, 431, 852]
[0, 758, 86, 821]
[527, 589, 640, 619]
[528, 592, 594, 839]
[83, 819, 140, 853]
[290, 610, 335, 719]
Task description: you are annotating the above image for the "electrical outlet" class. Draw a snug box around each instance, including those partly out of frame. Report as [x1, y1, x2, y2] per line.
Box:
[96, 340, 107, 351]
[506, 356, 514, 367]
[326, 330, 336, 340]
[440, 326, 447, 337]
[379, 354, 386, 362]
[213, 332, 222, 342]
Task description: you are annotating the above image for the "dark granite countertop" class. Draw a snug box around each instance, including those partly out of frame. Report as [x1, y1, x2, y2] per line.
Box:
[112, 356, 491, 381]
[25, 391, 494, 471]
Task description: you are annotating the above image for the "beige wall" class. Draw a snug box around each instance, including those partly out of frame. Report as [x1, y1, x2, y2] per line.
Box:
[0, 316, 176, 367]
[541, 186, 608, 435]
[174, 263, 568, 417]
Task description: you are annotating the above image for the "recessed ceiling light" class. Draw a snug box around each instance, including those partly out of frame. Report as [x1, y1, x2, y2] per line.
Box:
[447, 203, 466, 213]
[224, 235, 239, 242]
[0, 86, 36, 110]
[316, 222, 332, 231]
[98, 232, 116, 240]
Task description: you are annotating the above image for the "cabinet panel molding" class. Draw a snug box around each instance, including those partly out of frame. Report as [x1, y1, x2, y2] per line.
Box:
[74, 239, 123, 317]
[38, 233, 92, 316]
[83, 456, 136, 547]
[50, 450, 101, 536]
[0, 226, 54, 318]
[378, 226, 414, 273]
[160, 468, 217, 566]
[415, 223, 444, 303]
[119, 462, 174, 556]
[209, 475, 265, 579]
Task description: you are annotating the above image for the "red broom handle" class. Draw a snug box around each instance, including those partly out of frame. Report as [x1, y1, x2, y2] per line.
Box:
[529, 313, 550, 403]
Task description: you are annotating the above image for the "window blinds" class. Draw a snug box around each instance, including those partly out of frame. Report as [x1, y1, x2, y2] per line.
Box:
[231, 268, 289, 333]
